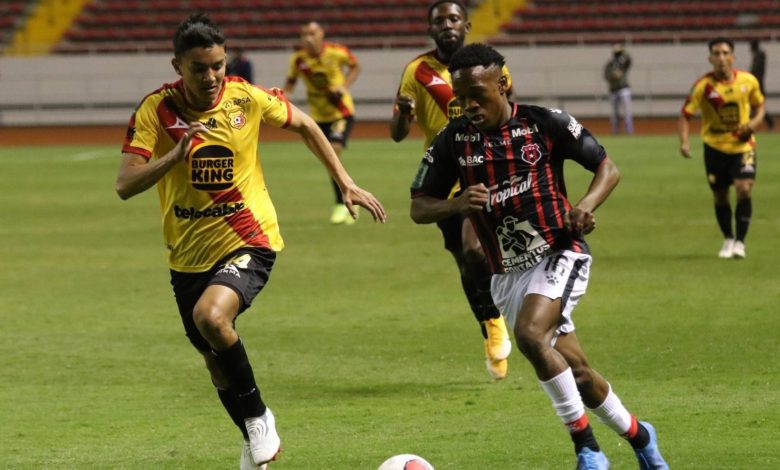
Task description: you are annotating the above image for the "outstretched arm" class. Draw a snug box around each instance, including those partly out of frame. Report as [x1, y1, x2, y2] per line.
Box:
[564, 157, 620, 236]
[286, 103, 386, 222]
[115, 122, 208, 200]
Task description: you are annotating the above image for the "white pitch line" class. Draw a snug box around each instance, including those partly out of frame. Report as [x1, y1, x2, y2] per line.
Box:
[68, 150, 112, 161]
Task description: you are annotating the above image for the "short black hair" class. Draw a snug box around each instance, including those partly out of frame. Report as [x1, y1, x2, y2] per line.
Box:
[173, 13, 225, 57]
[448, 43, 505, 74]
[427, 0, 468, 24]
[708, 37, 734, 53]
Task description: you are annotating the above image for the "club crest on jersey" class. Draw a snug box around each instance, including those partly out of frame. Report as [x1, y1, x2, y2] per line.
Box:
[520, 143, 542, 165]
[229, 110, 246, 130]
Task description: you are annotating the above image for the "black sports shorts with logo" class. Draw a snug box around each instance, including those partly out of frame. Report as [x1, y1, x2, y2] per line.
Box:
[317, 115, 355, 147]
[703, 143, 757, 190]
[170, 247, 276, 352]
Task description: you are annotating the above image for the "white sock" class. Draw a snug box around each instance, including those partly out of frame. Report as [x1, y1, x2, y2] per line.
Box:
[589, 384, 633, 435]
[539, 367, 586, 425]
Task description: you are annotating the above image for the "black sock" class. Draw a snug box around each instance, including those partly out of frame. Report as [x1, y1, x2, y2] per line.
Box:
[571, 425, 600, 453]
[212, 339, 266, 418]
[217, 387, 249, 440]
[735, 198, 752, 242]
[459, 273, 489, 338]
[332, 179, 343, 204]
[714, 203, 733, 239]
[627, 422, 651, 450]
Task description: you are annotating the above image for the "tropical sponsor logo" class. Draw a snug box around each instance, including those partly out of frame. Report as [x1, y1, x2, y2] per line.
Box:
[191, 145, 235, 190]
[173, 202, 245, 219]
[495, 216, 550, 272]
[485, 175, 532, 212]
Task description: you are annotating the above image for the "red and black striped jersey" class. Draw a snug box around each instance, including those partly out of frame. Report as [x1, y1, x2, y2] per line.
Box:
[411, 104, 607, 274]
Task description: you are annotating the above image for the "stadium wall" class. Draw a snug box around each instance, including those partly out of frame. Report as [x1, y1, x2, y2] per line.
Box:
[0, 42, 777, 126]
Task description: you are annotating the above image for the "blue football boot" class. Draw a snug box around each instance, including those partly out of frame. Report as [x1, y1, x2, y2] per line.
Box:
[634, 421, 669, 470]
[576, 448, 610, 470]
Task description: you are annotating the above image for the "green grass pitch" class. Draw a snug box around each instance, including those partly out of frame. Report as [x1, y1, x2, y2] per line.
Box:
[1, 132, 778, 469]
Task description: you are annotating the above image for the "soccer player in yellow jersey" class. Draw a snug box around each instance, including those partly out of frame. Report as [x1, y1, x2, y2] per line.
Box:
[284, 21, 361, 225]
[679, 37, 765, 259]
[115, 14, 385, 470]
[390, 0, 513, 380]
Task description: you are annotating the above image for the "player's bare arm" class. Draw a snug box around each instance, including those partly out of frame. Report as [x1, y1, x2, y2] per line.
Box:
[411, 183, 488, 224]
[678, 114, 692, 158]
[390, 95, 415, 142]
[736, 102, 765, 140]
[564, 158, 620, 236]
[286, 103, 386, 222]
[115, 122, 208, 199]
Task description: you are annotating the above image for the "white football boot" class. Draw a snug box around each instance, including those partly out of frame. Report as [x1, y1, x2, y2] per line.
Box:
[245, 408, 280, 466]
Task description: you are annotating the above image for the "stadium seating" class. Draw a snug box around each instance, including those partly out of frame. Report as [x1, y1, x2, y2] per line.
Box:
[0, 1, 32, 50]
[33, 0, 780, 53]
[52, 0, 440, 54]
[493, 0, 780, 44]
[495, 0, 780, 46]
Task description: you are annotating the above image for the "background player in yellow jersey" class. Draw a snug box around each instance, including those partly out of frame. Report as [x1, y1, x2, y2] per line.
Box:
[115, 14, 385, 470]
[284, 21, 362, 225]
[679, 37, 765, 259]
[389, 0, 513, 380]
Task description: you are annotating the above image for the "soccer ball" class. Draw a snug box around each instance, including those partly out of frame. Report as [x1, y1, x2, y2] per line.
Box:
[377, 454, 434, 470]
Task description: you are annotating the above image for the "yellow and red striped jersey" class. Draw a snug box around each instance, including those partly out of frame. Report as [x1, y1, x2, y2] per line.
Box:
[122, 77, 291, 272]
[682, 69, 764, 154]
[394, 49, 513, 149]
[286, 42, 357, 122]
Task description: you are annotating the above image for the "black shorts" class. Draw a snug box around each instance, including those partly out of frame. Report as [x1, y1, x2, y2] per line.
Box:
[170, 247, 276, 352]
[437, 214, 464, 254]
[317, 115, 355, 146]
[703, 144, 757, 190]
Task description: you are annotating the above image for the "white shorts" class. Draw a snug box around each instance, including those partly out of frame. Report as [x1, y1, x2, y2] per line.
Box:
[490, 250, 592, 345]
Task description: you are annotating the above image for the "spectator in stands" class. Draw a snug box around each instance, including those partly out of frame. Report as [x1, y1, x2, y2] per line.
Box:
[227, 47, 253, 83]
[390, 0, 514, 381]
[116, 13, 385, 470]
[603, 43, 633, 134]
[750, 40, 774, 130]
[679, 37, 765, 259]
[284, 21, 361, 225]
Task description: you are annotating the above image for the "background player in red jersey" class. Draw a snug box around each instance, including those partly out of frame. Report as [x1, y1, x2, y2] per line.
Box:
[390, 0, 513, 380]
[116, 14, 384, 470]
[285, 21, 362, 225]
[410, 43, 669, 470]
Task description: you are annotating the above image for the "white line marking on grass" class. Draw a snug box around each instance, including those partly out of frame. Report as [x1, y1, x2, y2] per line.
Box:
[68, 150, 112, 161]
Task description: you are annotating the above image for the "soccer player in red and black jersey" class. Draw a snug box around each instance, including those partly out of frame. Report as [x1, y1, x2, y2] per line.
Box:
[116, 14, 385, 470]
[410, 43, 669, 470]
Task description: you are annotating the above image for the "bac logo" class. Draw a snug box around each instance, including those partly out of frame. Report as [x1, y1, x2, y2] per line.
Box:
[229, 110, 246, 130]
[191, 144, 235, 191]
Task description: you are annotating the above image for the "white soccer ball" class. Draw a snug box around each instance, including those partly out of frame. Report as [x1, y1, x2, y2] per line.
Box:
[377, 453, 434, 470]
